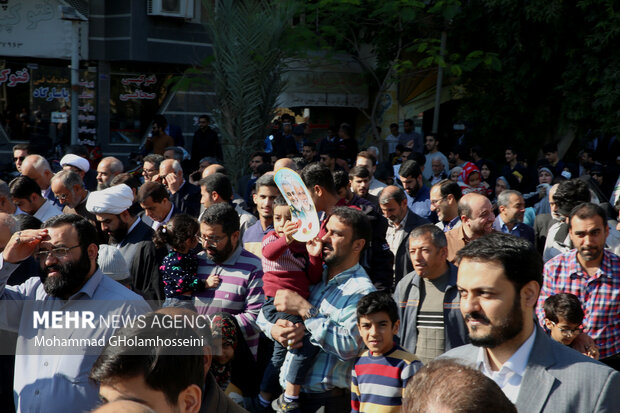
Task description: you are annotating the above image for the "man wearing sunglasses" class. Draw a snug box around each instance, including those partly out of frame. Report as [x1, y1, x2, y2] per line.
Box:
[12, 144, 29, 175]
[0, 214, 150, 413]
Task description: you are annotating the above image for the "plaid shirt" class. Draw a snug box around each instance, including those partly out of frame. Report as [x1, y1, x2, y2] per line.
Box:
[257, 263, 376, 393]
[537, 249, 620, 359]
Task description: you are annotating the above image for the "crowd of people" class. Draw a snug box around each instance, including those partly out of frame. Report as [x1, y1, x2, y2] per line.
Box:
[0, 115, 617, 413]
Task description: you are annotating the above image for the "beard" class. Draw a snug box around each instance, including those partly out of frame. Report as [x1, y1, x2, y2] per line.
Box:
[206, 237, 234, 264]
[108, 220, 129, 244]
[465, 293, 523, 348]
[97, 181, 110, 191]
[577, 245, 603, 262]
[39, 248, 92, 298]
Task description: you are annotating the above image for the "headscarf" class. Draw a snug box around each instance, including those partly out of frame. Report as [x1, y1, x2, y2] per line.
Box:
[210, 313, 238, 390]
[460, 162, 480, 186]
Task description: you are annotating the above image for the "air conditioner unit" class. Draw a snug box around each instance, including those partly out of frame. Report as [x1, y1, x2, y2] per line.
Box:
[147, 0, 195, 19]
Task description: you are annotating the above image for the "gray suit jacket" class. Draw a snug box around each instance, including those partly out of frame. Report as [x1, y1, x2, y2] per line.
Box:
[442, 327, 620, 412]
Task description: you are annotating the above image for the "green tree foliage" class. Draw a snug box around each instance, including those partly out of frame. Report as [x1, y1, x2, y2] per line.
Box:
[202, 0, 295, 182]
[451, 0, 620, 159]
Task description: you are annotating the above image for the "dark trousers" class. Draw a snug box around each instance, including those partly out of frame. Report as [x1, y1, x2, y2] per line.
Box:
[260, 297, 320, 394]
[299, 388, 351, 413]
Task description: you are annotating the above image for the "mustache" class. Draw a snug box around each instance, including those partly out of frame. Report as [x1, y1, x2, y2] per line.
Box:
[465, 312, 490, 324]
[43, 264, 63, 274]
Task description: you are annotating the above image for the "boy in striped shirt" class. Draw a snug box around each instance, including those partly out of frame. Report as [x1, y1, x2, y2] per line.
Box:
[352, 292, 422, 412]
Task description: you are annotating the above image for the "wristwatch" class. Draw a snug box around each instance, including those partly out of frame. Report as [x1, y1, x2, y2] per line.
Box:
[303, 306, 319, 321]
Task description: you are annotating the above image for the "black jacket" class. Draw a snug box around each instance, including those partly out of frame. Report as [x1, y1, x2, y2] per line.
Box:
[170, 181, 201, 218]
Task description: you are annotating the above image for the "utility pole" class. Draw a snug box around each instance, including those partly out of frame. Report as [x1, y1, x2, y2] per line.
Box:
[60, 6, 88, 146]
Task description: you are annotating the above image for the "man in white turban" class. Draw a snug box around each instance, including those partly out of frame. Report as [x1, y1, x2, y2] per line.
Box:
[87, 184, 162, 302]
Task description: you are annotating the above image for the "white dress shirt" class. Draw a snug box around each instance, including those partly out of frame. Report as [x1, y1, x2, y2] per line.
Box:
[476, 327, 537, 403]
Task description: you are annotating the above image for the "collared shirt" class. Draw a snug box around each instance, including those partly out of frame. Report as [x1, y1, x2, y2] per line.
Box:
[537, 249, 620, 359]
[242, 220, 272, 259]
[368, 177, 387, 197]
[33, 199, 62, 222]
[151, 204, 175, 230]
[194, 245, 264, 358]
[257, 263, 376, 393]
[477, 327, 536, 403]
[0, 256, 151, 413]
[405, 185, 431, 219]
[386, 212, 409, 258]
[436, 216, 461, 233]
[498, 215, 523, 238]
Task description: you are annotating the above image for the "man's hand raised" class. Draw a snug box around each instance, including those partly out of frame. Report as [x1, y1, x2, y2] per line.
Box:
[2, 229, 48, 264]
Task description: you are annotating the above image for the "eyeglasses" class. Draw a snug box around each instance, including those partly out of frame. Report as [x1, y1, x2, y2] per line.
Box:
[198, 235, 226, 247]
[55, 193, 68, 201]
[430, 197, 446, 206]
[550, 321, 583, 337]
[35, 245, 81, 260]
[13, 157, 25, 162]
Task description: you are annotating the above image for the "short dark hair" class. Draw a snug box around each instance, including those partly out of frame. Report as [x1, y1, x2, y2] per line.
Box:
[451, 145, 468, 160]
[456, 232, 543, 293]
[273, 195, 288, 208]
[333, 171, 350, 191]
[303, 142, 316, 151]
[543, 142, 558, 153]
[250, 151, 271, 165]
[349, 165, 370, 180]
[300, 162, 337, 195]
[553, 179, 591, 217]
[43, 214, 98, 251]
[199, 114, 210, 122]
[9, 176, 41, 199]
[409, 224, 447, 248]
[13, 143, 29, 152]
[543, 293, 584, 325]
[357, 151, 377, 166]
[390, 123, 398, 129]
[137, 181, 169, 204]
[199, 173, 232, 201]
[356, 291, 399, 324]
[330, 206, 371, 247]
[434, 179, 462, 202]
[398, 160, 421, 179]
[200, 202, 239, 235]
[143, 154, 164, 169]
[89, 312, 206, 406]
[153, 213, 199, 250]
[568, 202, 607, 230]
[403, 359, 517, 413]
[255, 173, 277, 192]
[408, 152, 426, 167]
[111, 173, 141, 191]
[15, 214, 42, 230]
[319, 148, 336, 159]
[153, 114, 168, 128]
[404, 118, 414, 126]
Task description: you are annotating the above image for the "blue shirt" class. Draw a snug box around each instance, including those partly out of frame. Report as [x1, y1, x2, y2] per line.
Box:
[0, 256, 151, 413]
[258, 263, 376, 393]
[498, 215, 524, 238]
[405, 185, 431, 219]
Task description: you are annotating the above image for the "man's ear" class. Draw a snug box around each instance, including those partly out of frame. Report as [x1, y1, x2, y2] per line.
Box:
[313, 185, 323, 198]
[177, 384, 202, 413]
[521, 280, 540, 308]
[87, 243, 98, 261]
[29, 193, 38, 204]
[230, 230, 240, 247]
[544, 318, 554, 330]
[352, 238, 366, 253]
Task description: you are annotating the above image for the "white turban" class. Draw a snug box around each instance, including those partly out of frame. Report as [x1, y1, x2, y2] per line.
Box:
[60, 154, 90, 172]
[86, 184, 133, 215]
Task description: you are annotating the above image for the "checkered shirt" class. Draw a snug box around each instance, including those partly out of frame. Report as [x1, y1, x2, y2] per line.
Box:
[537, 249, 620, 359]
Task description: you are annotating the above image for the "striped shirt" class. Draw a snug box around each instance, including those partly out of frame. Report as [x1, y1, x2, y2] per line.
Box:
[351, 345, 421, 412]
[257, 263, 376, 393]
[194, 245, 264, 358]
[537, 249, 620, 359]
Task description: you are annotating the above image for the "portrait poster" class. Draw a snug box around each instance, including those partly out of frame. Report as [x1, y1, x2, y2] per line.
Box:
[274, 168, 320, 242]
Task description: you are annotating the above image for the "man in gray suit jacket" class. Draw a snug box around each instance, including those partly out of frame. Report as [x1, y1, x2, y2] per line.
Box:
[442, 232, 620, 412]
